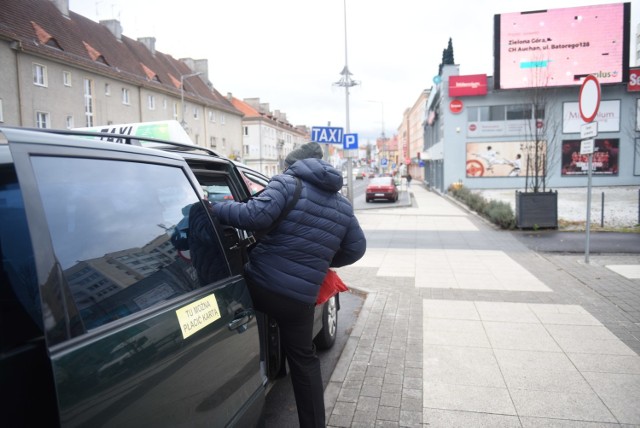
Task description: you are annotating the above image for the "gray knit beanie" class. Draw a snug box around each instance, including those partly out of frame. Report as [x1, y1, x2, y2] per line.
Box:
[284, 142, 323, 167]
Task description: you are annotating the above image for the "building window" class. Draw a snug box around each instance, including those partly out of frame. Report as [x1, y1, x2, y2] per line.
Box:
[105, 83, 111, 96]
[163, 98, 167, 110]
[122, 88, 130, 105]
[244, 126, 249, 136]
[506, 104, 532, 120]
[0, 99, 3, 122]
[66, 115, 74, 129]
[33, 63, 47, 87]
[243, 144, 249, 155]
[148, 95, 155, 110]
[84, 79, 94, 127]
[209, 110, 216, 123]
[193, 106, 199, 120]
[489, 105, 505, 121]
[221, 113, 226, 125]
[210, 136, 216, 148]
[63, 71, 72, 87]
[173, 102, 178, 120]
[35, 111, 50, 128]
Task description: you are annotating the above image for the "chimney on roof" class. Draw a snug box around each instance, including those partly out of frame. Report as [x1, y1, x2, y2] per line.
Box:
[100, 19, 123, 41]
[50, 0, 69, 18]
[227, 93, 233, 100]
[180, 58, 209, 82]
[138, 37, 156, 55]
[244, 98, 260, 110]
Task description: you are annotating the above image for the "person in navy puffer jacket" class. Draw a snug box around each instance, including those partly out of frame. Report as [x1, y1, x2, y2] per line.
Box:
[213, 142, 366, 427]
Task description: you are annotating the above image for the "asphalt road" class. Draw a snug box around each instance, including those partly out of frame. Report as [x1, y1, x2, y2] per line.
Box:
[262, 290, 365, 427]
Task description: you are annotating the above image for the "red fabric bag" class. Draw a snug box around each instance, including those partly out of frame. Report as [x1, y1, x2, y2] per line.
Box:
[316, 269, 348, 305]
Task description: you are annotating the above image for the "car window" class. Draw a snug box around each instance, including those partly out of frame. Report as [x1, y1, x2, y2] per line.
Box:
[240, 169, 268, 195]
[0, 157, 43, 346]
[30, 156, 231, 331]
[370, 177, 393, 186]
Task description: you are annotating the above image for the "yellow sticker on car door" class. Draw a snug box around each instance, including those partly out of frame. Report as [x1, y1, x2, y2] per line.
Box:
[175, 294, 221, 339]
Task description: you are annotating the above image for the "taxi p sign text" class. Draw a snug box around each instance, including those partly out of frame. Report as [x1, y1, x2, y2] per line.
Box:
[311, 126, 344, 144]
[343, 133, 358, 150]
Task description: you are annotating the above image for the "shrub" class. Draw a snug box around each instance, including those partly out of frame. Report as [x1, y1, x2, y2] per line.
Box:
[485, 200, 516, 229]
[448, 184, 515, 230]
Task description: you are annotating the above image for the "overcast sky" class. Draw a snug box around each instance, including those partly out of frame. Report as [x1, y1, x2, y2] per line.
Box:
[69, 0, 638, 142]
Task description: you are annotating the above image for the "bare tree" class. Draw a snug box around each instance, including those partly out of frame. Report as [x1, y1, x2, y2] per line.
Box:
[521, 62, 561, 193]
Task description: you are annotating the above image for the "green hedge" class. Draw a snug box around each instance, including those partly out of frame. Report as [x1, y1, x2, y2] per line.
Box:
[448, 184, 515, 230]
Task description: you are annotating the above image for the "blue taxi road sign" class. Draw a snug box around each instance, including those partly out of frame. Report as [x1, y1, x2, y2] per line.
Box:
[343, 133, 358, 150]
[311, 126, 343, 144]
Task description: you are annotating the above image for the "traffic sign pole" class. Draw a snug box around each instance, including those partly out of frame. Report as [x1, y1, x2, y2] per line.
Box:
[578, 75, 601, 264]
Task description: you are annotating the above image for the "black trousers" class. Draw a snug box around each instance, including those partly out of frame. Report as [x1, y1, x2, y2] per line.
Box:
[248, 282, 325, 428]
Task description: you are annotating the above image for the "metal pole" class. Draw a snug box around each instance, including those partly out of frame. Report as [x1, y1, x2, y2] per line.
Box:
[601, 192, 604, 228]
[585, 153, 593, 264]
[180, 71, 202, 129]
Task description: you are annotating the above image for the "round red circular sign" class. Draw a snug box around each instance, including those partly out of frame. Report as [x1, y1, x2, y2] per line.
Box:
[579, 75, 601, 123]
[449, 100, 463, 114]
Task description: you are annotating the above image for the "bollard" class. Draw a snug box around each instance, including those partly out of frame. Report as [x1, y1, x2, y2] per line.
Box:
[601, 192, 604, 227]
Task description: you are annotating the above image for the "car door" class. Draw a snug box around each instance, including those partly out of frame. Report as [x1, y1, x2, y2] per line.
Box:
[9, 135, 264, 427]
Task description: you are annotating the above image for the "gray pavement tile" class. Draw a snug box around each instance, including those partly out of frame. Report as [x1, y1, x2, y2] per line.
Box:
[483, 321, 562, 352]
[510, 389, 617, 422]
[377, 405, 400, 421]
[566, 353, 640, 374]
[550, 335, 638, 355]
[379, 391, 401, 407]
[581, 372, 640, 425]
[519, 416, 623, 427]
[423, 382, 516, 415]
[424, 345, 505, 388]
[399, 409, 423, 427]
[424, 408, 522, 427]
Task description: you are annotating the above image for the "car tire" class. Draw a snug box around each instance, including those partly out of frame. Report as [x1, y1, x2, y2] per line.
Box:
[314, 295, 338, 350]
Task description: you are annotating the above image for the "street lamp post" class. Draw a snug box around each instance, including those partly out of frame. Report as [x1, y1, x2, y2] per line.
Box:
[367, 100, 386, 174]
[333, 0, 359, 204]
[180, 71, 202, 129]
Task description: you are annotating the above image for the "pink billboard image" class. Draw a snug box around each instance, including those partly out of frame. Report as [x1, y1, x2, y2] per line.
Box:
[495, 3, 630, 89]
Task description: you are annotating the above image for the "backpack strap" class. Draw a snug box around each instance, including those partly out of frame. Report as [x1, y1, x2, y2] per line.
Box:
[234, 177, 301, 250]
[254, 177, 301, 240]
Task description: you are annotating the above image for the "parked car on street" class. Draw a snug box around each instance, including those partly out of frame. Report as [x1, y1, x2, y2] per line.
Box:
[366, 176, 399, 202]
[0, 126, 339, 428]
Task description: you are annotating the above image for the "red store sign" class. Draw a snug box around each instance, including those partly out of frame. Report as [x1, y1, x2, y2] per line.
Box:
[628, 68, 640, 92]
[450, 100, 463, 114]
[449, 74, 488, 97]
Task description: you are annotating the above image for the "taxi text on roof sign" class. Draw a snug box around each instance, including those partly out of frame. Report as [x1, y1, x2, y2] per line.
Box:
[311, 126, 344, 144]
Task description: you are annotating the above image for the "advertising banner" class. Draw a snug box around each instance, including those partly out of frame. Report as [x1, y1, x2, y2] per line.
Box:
[561, 138, 619, 175]
[466, 141, 543, 178]
[562, 100, 620, 133]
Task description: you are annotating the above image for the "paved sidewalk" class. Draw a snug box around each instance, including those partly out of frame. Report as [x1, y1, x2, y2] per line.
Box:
[325, 184, 640, 427]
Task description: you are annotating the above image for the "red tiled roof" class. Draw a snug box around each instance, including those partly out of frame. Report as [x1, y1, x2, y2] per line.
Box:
[230, 97, 262, 119]
[0, 0, 240, 115]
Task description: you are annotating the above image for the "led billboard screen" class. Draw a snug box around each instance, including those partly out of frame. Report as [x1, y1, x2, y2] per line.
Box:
[494, 3, 630, 89]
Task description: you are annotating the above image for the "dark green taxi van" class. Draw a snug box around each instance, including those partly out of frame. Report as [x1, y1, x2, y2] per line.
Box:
[1, 126, 339, 427]
[1, 126, 265, 426]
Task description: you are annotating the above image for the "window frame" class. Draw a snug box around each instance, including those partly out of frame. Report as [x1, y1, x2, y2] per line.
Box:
[33, 63, 48, 87]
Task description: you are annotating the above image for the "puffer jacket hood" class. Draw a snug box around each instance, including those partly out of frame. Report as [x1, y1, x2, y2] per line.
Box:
[286, 158, 343, 193]
[213, 159, 366, 304]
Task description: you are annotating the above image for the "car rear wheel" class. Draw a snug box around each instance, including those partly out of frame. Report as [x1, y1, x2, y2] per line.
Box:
[314, 295, 338, 350]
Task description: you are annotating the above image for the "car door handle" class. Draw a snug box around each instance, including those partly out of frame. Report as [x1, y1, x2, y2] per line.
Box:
[228, 309, 254, 333]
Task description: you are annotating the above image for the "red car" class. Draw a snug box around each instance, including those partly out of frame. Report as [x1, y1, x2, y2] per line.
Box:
[365, 177, 399, 202]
